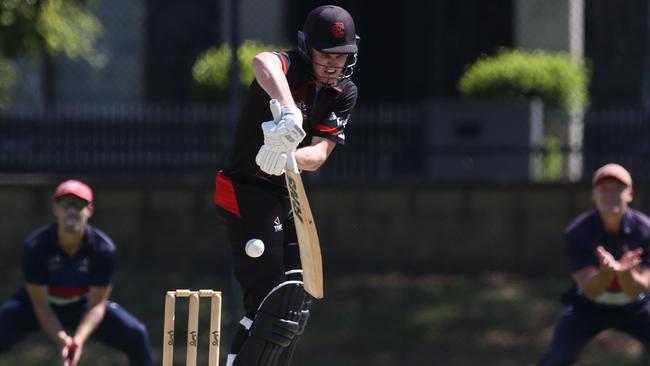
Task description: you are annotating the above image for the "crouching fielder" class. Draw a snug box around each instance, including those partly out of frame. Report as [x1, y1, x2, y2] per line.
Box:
[213, 5, 360, 365]
[0, 180, 153, 366]
[538, 164, 650, 365]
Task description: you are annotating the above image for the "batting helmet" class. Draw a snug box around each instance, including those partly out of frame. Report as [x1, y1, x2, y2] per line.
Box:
[298, 5, 360, 80]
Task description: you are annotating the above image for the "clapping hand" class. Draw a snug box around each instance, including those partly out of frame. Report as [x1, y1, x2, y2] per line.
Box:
[596, 246, 643, 273]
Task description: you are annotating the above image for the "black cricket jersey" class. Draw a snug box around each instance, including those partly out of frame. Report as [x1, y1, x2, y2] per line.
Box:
[225, 50, 358, 188]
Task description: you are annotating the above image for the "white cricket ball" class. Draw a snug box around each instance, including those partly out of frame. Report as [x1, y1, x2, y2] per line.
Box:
[245, 239, 265, 258]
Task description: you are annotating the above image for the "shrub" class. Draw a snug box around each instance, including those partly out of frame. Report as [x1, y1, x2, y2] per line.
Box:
[192, 40, 286, 102]
[458, 49, 589, 114]
[541, 135, 563, 181]
[0, 58, 18, 109]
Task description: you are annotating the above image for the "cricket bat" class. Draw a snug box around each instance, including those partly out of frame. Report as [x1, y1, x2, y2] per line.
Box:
[285, 168, 324, 299]
[269, 99, 324, 299]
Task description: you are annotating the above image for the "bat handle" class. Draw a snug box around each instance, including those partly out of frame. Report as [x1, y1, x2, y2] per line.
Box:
[269, 99, 282, 122]
[286, 151, 299, 174]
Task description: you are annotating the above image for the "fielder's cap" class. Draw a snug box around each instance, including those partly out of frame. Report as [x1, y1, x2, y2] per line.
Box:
[303, 5, 357, 54]
[53, 179, 94, 203]
[592, 163, 633, 187]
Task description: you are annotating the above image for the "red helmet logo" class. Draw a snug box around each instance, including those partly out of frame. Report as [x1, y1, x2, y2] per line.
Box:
[331, 22, 345, 39]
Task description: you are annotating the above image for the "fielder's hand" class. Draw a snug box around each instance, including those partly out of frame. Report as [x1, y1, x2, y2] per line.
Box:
[62, 339, 80, 366]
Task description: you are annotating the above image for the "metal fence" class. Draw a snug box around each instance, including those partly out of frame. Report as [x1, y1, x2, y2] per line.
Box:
[583, 107, 650, 180]
[1, 102, 649, 183]
[0, 105, 231, 179]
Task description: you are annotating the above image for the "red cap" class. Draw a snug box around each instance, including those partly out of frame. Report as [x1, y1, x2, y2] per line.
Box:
[53, 180, 94, 203]
[592, 163, 633, 187]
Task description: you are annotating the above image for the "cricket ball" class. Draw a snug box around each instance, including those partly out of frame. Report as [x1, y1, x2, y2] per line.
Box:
[245, 239, 265, 258]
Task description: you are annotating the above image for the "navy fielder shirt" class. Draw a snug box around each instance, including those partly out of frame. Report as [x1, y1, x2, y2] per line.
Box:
[564, 208, 650, 306]
[22, 223, 115, 305]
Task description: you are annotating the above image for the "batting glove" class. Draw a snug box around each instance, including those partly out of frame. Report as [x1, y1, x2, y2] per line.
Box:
[255, 144, 288, 176]
[261, 121, 286, 152]
[274, 106, 306, 151]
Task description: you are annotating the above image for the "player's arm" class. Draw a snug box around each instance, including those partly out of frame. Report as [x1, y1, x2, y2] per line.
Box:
[295, 137, 336, 171]
[252, 52, 296, 108]
[24, 283, 70, 347]
[618, 267, 650, 298]
[615, 247, 650, 298]
[572, 265, 615, 300]
[73, 286, 111, 345]
[572, 246, 620, 300]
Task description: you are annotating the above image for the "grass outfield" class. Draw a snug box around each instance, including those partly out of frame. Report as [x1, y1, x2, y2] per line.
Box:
[0, 268, 643, 365]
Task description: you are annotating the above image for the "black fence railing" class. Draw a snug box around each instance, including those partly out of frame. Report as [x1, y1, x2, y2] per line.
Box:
[1, 103, 649, 183]
[0, 105, 232, 178]
[583, 107, 650, 181]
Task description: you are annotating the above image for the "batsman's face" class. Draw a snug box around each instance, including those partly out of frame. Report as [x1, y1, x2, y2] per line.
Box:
[311, 49, 349, 85]
[592, 178, 633, 217]
[53, 195, 93, 234]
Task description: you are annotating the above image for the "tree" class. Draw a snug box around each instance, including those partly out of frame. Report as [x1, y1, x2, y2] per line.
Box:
[0, 0, 103, 107]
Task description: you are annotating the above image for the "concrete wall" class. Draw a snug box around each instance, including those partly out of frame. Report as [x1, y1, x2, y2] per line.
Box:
[514, 0, 584, 55]
[0, 180, 643, 276]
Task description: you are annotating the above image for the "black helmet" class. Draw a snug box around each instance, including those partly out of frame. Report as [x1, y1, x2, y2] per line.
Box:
[298, 5, 359, 79]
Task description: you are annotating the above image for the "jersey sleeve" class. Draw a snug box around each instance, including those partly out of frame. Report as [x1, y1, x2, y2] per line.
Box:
[89, 241, 115, 287]
[273, 51, 291, 75]
[313, 83, 358, 145]
[22, 241, 48, 285]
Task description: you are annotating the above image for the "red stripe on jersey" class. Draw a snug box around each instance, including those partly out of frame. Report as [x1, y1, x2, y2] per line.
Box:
[214, 171, 241, 217]
[48, 287, 89, 297]
[314, 123, 339, 135]
[608, 276, 621, 291]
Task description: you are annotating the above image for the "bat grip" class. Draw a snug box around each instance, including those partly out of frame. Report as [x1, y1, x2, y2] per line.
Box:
[269, 99, 282, 122]
[286, 151, 299, 174]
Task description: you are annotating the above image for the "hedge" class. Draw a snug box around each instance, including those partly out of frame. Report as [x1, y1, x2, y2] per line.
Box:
[0, 59, 18, 109]
[192, 40, 286, 102]
[458, 49, 589, 114]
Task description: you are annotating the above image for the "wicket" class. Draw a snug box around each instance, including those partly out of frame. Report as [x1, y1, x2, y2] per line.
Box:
[162, 289, 222, 366]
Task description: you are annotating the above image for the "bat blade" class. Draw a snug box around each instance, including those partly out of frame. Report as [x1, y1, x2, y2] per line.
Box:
[285, 169, 324, 299]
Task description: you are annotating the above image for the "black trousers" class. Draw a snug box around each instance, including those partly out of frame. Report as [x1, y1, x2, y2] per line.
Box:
[216, 174, 301, 316]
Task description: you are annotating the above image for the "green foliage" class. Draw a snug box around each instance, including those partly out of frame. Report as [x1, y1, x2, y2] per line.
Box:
[192, 40, 286, 102]
[0, 0, 103, 63]
[36, 0, 103, 65]
[541, 135, 563, 181]
[0, 57, 18, 109]
[458, 49, 590, 114]
[0, 0, 103, 108]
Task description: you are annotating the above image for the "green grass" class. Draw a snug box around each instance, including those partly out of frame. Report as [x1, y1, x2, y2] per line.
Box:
[0, 269, 644, 365]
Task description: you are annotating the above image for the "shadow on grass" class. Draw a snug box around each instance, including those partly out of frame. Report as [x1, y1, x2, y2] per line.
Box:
[0, 269, 644, 365]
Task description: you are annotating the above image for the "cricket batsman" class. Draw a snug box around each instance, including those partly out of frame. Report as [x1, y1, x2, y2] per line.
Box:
[213, 5, 360, 365]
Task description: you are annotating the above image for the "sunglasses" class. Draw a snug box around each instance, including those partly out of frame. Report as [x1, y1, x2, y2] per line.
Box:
[56, 198, 90, 210]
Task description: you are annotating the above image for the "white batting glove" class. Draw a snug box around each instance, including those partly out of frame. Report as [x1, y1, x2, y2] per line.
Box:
[261, 121, 286, 152]
[255, 144, 287, 176]
[274, 106, 306, 151]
